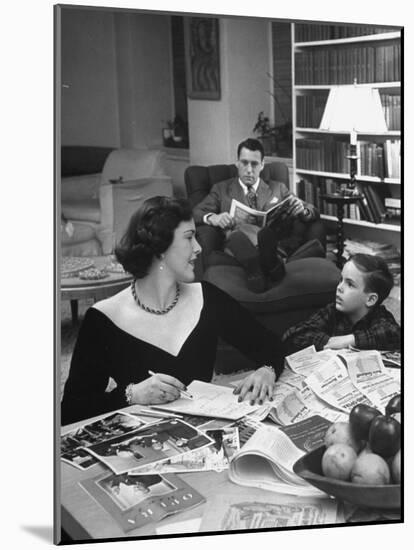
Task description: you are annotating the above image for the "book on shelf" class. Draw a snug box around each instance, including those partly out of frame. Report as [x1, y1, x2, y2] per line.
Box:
[296, 41, 400, 85]
[228, 415, 332, 496]
[229, 195, 296, 228]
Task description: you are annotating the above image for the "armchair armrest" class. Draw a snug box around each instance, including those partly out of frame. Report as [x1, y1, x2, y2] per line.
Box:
[99, 176, 173, 253]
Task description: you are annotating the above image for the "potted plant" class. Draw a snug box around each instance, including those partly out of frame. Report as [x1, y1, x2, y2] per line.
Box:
[162, 116, 189, 148]
[252, 111, 276, 155]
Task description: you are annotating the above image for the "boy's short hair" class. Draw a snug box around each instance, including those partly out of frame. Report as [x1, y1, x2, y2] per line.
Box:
[348, 253, 394, 304]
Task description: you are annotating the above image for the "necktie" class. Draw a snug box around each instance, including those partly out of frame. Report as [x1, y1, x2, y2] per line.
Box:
[246, 184, 257, 210]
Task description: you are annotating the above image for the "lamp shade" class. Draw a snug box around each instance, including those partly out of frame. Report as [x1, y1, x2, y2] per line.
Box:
[319, 86, 387, 133]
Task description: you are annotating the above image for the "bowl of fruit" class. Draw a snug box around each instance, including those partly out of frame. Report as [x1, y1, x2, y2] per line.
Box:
[293, 395, 401, 509]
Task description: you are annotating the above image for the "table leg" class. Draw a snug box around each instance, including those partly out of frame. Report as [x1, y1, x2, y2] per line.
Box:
[336, 202, 345, 268]
[70, 300, 79, 325]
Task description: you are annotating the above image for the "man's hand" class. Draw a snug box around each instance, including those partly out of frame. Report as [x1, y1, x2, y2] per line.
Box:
[324, 334, 355, 350]
[209, 212, 234, 229]
[285, 196, 305, 218]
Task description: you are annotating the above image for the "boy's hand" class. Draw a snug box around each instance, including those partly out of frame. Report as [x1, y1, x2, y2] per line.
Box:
[324, 334, 356, 350]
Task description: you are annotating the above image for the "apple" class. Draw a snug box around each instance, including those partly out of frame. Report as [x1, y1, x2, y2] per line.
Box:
[324, 421, 361, 452]
[322, 443, 357, 481]
[391, 449, 401, 484]
[349, 404, 382, 443]
[385, 394, 401, 417]
[369, 415, 401, 458]
[351, 452, 390, 485]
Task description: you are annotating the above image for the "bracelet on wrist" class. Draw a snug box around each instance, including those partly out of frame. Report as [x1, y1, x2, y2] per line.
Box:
[125, 383, 134, 405]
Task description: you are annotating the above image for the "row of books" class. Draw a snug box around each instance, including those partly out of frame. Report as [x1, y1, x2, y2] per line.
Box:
[357, 140, 400, 179]
[380, 93, 401, 131]
[296, 93, 328, 128]
[296, 138, 351, 173]
[296, 92, 401, 131]
[295, 43, 400, 85]
[296, 138, 400, 179]
[298, 177, 393, 224]
[295, 24, 397, 42]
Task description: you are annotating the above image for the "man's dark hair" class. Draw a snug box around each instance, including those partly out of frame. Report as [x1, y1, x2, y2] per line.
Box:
[348, 253, 394, 304]
[237, 138, 265, 160]
[115, 196, 193, 279]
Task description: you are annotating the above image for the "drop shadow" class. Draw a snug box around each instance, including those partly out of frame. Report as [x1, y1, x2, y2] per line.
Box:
[20, 525, 53, 543]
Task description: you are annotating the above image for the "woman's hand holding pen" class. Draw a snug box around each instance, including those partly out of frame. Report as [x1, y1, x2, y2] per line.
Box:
[232, 366, 276, 406]
[128, 372, 187, 405]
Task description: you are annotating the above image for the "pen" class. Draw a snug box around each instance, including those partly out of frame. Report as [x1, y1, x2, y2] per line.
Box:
[136, 407, 184, 419]
[148, 370, 194, 400]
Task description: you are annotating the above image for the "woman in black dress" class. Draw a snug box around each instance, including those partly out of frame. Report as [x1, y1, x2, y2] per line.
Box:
[61, 196, 286, 425]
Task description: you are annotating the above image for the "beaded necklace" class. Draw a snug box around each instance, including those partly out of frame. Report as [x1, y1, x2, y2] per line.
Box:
[130, 279, 180, 315]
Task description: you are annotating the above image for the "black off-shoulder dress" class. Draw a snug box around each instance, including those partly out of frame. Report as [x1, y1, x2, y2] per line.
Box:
[61, 281, 285, 425]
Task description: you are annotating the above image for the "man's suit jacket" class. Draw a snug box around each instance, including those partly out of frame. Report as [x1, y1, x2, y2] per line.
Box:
[193, 177, 318, 225]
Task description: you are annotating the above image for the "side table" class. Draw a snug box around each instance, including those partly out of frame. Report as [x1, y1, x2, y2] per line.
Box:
[61, 256, 132, 324]
[321, 193, 362, 268]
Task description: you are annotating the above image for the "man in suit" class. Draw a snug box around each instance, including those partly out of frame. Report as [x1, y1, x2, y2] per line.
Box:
[193, 138, 325, 292]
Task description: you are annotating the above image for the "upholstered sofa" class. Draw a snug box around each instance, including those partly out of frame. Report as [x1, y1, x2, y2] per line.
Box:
[61, 146, 173, 256]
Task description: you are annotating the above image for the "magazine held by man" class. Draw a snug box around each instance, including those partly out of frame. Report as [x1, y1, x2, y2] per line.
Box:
[229, 194, 296, 228]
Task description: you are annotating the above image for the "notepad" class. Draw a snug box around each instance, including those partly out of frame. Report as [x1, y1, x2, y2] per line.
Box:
[152, 380, 263, 420]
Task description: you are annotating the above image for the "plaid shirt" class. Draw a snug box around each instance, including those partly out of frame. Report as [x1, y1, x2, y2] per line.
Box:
[282, 303, 400, 353]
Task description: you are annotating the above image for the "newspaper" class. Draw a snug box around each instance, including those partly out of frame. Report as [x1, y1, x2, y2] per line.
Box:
[345, 351, 400, 412]
[228, 417, 330, 496]
[229, 195, 295, 228]
[286, 346, 336, 377]
[201, 492, 339, 531]
[304, 356, 373, 413]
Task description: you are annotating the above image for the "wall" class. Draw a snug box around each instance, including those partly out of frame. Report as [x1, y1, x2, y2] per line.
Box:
[60, 8, 173, 149]
[61, 9, 120, 147]
[188, 17, 272, 165]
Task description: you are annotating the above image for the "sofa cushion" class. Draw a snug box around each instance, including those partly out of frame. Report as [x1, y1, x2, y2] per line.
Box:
[203, 257, 340, 314]
[61, 173, 101, 203]
[62, 199, 101, 223]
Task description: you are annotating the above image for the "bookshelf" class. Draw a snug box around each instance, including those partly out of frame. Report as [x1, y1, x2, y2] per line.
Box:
[291, 23, 402, 245]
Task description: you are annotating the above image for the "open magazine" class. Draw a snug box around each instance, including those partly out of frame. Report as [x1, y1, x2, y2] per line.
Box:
[229, 195, 295, 228]
[228, 415, 332, 496]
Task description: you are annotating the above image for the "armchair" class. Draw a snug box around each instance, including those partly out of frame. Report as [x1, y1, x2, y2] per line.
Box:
[185, 161, 340, 373]
[61, 147, 173, 256]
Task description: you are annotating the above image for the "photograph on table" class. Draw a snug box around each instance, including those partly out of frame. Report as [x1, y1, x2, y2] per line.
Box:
[61, 411, 149, 470]
[56, 0, 402, 545]
[128, 426, 240, 474]
[85, 419, 214, 475]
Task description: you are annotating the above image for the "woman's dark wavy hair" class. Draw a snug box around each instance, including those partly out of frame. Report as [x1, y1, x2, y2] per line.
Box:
[115, 196, 193, 279]
[348, 253, 394, 304]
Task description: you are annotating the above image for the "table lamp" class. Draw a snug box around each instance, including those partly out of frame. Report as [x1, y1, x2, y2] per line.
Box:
[319, 81, 388, 194]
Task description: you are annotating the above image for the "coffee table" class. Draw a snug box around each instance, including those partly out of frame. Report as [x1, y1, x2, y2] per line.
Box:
[61, 256, 132, 324]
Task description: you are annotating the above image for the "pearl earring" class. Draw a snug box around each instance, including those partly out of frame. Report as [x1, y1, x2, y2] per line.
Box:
[159, 264, 164, 271]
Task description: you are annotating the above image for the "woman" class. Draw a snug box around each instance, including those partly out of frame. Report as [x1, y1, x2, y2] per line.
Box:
[61, 197, 286, 425]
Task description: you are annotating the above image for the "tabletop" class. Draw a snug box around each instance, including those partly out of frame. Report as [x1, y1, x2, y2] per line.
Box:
[59, 371, 400, 542]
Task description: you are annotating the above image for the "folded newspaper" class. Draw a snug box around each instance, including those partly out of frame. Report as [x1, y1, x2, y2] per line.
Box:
[229, 195, 295, 228]
[228, 415, 332, 496]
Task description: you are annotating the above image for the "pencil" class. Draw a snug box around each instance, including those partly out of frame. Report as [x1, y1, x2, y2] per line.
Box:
[148, 370, 194, 400]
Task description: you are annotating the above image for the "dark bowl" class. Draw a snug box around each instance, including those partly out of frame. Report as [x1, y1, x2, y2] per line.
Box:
[293, 446, 401, 510]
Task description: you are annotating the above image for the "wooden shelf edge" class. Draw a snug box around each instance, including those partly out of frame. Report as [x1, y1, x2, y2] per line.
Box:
[321, 214, 400, 232]
[295, 31, 401, 48]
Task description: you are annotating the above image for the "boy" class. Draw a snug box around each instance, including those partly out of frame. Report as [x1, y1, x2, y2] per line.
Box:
[282, 253, 400, 352]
